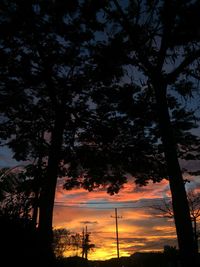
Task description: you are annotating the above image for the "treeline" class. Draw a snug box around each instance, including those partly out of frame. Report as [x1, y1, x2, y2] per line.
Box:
[52, 247, 199, 267]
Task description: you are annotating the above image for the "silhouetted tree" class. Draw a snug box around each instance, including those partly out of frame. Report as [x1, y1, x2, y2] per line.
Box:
[153, 189, 200, 253]
[71, 233, 82, 256]
[163, 245, 179, 267]
[81, 226, 95, 260]
[72, 1, 200, 266]
[188, 190, 200, 253]
[52, 228, 71, 259]
[0, 167, 40, 267]
[0, 167, 35, 220]
[0, 1, 101, 263]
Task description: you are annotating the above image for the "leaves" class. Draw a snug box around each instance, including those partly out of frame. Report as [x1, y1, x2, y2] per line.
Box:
[1, 0, 200, 195]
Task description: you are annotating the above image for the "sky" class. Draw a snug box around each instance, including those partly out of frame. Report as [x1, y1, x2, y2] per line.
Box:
[53, 174, 200, 261]
[0, 147, 21, 168]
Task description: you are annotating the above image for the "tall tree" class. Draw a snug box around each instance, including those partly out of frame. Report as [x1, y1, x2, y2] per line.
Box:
[64, 1, 200, 266]
[99, 1, 200, 266]
[0, 0, 101, 263]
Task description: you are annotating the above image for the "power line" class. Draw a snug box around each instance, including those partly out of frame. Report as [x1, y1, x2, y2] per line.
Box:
[54, 204, 150, 209]
[55, 200, 143, 204]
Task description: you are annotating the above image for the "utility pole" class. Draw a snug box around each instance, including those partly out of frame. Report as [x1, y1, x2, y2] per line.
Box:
[111, 208, 122, 259]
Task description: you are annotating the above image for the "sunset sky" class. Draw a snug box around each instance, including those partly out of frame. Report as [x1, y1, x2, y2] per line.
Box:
[53, 174, 200, 261]
[1, 146, 200, 260]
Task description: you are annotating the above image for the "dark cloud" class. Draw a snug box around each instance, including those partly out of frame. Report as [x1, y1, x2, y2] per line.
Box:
[79, 221, 98, 225]
[120, 237, 148, 244]
[122, 217, 173, 229]
[121, 237, 178, 255]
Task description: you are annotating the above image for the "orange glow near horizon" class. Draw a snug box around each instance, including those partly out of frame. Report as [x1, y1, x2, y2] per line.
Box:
[53, 177, 199, 260]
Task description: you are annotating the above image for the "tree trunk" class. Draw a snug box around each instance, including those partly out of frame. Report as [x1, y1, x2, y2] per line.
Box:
[38, 107, 65, 265]
[193, 218, 199, 254]
[153, 80, 198, 267]
[32, 189, 39, 228]
[32, 156, 43, 228]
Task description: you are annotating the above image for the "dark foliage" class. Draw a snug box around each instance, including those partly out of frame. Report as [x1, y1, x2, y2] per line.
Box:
[0, 214, 43, 267]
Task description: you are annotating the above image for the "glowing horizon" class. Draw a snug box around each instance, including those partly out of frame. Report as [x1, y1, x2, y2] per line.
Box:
[53, 176, 199, 260]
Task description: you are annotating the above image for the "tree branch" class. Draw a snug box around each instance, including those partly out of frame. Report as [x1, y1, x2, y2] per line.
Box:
[166, 49, 200, 84]
[108, 0, 154, 72]
[156, 1, 176, 72]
